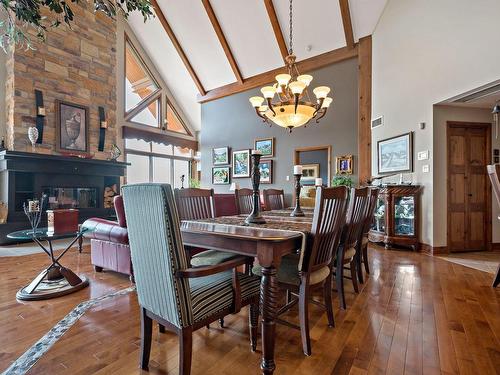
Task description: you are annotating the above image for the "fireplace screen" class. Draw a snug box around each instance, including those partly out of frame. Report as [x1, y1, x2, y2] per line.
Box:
[43, 187, 97, 209]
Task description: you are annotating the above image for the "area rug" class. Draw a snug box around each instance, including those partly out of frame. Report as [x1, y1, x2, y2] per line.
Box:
[1, 286, 136, 375]
[437, 252, 500, 274]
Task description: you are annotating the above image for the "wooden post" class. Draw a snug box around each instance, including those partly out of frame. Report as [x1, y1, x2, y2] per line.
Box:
[358, 36, 372, 185]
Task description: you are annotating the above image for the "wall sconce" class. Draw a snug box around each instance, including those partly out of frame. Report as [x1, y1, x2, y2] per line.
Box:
[492, 101, 499, 140]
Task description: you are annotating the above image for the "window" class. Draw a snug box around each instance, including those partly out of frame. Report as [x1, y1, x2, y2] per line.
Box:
[125, 41, 159, 113]
[130, 99, 160, 127]
[166, 103, 190, 135]
[125, 139, 193, 186]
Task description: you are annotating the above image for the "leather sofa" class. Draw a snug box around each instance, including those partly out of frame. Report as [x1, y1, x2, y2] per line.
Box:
[82, 193, 240, 279]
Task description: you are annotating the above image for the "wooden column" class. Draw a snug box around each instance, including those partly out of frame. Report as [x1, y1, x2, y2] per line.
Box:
[357, 36, 372, 185]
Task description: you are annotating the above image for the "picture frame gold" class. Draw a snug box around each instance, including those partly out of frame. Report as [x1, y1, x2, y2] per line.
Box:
[336, 154, 353, 175]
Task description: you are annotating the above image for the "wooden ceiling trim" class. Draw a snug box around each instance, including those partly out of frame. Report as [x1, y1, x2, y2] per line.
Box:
[202, 0, 243, 84]
[151, 0, 206, 96]
[264, 0, 289, 62]
[339, 0, 355, 49]
[197, 44, 358, 103]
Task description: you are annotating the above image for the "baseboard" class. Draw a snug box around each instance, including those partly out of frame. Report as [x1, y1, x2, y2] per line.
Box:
[420, 243, 448, 255]
[491, 243, 500, 251]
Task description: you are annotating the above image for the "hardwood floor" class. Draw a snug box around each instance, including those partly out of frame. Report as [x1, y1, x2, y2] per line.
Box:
[0, 245, 499, 374]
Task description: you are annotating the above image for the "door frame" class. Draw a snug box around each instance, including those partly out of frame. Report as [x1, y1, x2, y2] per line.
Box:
[446, 121, 492, 251]
[293, 145, 333, 186]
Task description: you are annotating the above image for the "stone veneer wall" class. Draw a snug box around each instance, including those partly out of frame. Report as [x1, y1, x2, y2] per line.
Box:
[5, 3, 117, 160]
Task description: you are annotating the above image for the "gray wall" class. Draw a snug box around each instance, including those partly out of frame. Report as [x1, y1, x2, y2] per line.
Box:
[200, 59, 358, 203]
[298, 149, 329, 185]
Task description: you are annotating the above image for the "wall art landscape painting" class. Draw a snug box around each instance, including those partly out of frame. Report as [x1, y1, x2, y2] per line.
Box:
[377, 132, 413, 173]
[212, 166, 230, 185]
[212, 147, 229, 165]
[232, 149, 251, 178]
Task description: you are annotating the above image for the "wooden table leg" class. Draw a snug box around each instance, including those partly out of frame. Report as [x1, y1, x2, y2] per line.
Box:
[259, 264, 279, 374]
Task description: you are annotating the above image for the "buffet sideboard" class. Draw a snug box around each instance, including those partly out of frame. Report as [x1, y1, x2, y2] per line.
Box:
[368, 184, 423, 251]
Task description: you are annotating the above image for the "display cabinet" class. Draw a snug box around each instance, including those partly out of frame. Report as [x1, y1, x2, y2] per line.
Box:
[368, 184, 423, 251]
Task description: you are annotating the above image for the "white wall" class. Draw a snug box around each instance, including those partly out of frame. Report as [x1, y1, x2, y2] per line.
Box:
[372, 0, 500, 247]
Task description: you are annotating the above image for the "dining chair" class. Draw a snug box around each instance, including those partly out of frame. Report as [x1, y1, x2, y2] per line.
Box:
[234, 188, 253, 214]
[252, 186, 349, 356]
[122, 183, 261, 375]
[487, 164, 500, 287]
[334, 187, 370, 309]
[263, 188, 285, 210]
[355, 187, 379, 284]
[174, 188, 248, 269]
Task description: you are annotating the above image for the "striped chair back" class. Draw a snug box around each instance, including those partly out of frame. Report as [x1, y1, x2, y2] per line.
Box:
[302, 186, 349, 272]
[235, 188, 253, 214]
[343, 187, 371, 251]
[361, 188, 380, 236]
[122, 183, 193, 328]
[174, 188, 215, 220]
[263, 189, 285, 210]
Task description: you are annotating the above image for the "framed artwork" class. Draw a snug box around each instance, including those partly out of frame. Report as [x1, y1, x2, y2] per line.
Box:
[254, 137, 274, 158]
[55, 100, 89, 154]
[232, 149, 251, 178]
[377, 132, 413, 174]
[212, 146, 230, 165]
[212, 166, 230, 185]
[336, 154, 353, 175]
[259, 160, 273, 184]
[301, 163, 320, 183]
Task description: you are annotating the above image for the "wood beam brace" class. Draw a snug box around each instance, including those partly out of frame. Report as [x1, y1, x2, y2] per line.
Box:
[197, 44, 358, 103]
[339, 0, 355, 49]
[264, 0, 288, 61]
[151, 0, 206, 96]
[202, 0, 243, 84]
[357, 36, 372, 185]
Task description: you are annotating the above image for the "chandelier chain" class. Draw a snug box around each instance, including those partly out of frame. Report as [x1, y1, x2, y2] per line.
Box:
[289, 0, 293, 55]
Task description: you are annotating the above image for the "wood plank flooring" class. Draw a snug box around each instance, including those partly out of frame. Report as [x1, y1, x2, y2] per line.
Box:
[0, 245, 498, 374]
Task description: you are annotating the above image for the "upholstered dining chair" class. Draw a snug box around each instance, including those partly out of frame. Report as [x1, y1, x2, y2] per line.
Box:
[355, 187, 379, 284]
[487, 164, 500, 288]
[174, 188, 248, 269]
[253, 186, 349, 356]
[334, 187, 370, 309]
[263, 188, 285, 210]
[234, 188, 253, 214]
[122, 183, 261, 374]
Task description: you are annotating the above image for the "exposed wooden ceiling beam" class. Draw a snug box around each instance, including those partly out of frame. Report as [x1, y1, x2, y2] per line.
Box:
[264, 0, 288, 61]
[339, 0, 355, 49]
[151, 0, 206, 96]
[201, 0, 243, 84]
[197, 44, 358, 103]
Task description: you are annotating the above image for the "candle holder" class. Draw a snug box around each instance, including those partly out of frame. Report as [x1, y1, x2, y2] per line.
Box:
[23, 194, 47, 233]
[290, 174, 305, 217]
[245, 153, 266, 224]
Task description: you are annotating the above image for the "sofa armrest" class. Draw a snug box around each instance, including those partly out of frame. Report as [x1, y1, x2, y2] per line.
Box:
[82, 218, 129, 245]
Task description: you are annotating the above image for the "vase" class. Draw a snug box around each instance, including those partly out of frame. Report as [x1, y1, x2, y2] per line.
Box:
[27, 126, 39, 151]
[66, 118, 81, 149]
[0, 201, 7, 224]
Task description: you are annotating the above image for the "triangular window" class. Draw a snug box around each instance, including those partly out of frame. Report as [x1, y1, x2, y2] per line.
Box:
[125, 41, 159, 112]
[130, 99, 160, 127]
[166, 102, 191, 135]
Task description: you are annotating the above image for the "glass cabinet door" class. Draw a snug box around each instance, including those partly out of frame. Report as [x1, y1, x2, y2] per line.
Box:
[394, 195, 415, 236]
[372, 196, 386, 233]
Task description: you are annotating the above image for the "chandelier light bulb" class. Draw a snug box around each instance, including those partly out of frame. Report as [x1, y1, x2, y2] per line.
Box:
[249, 96, 265, 108]
[297, 74, 313, 86]
[258, 105, 269, 112]
[261, 86, 276, 99]
[275, 74, 291, 86]
[273, 83, 283, 94]
[289, 81, 306, 95]
[313, 86, 330, 99]
[321, 97, 333, 108]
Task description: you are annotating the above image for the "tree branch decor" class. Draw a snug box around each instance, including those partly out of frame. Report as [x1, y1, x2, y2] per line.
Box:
[0, 0, 154, 51]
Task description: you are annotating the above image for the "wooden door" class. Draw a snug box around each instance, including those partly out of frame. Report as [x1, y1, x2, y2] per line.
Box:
[447, 122, 491, 252]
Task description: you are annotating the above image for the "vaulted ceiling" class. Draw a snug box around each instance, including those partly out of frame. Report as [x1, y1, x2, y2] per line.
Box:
[127, 0, 387, 131]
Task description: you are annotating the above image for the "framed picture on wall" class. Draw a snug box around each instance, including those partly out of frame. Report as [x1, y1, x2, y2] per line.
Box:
[212, 166, 230, 185]
[254, 137, 274, 158]
[232, 149, 251, 178]
[377, 132, 413, 174]
[336, 154, 353, 175]
[301, 163, 320, 184]
[212, 146, 230, 165]
[55, 100, 89, 155]
[259, 160, 273, 184]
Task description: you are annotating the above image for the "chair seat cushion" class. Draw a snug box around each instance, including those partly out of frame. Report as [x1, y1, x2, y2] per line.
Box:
[190, 271, 260, 322]
[252, 254, 330, 286]
[190, 250, 245, 267]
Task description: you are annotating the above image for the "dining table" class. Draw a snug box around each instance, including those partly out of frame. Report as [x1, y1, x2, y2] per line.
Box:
[180, 209, 314, 375]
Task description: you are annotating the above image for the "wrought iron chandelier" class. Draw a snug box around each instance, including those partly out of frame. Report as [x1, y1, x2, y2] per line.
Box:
[249, 0, 332, 132]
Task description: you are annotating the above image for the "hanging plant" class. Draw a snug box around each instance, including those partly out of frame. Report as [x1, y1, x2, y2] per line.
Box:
[0, 0, 154, 51]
